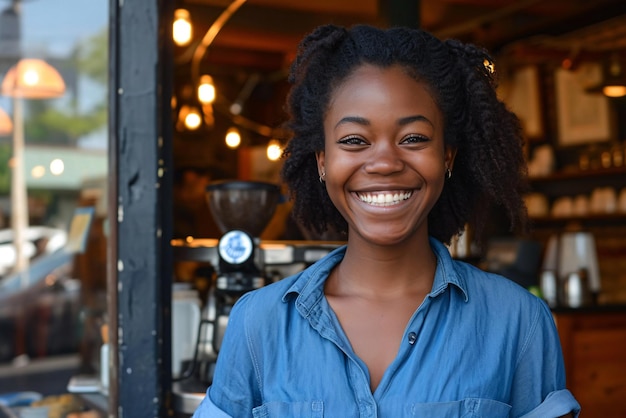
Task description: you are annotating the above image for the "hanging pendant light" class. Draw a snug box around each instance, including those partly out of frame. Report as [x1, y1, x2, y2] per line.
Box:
[1, 58, 66, 99]
[0, 108, 12, 135]
[586, 53, 626, 98]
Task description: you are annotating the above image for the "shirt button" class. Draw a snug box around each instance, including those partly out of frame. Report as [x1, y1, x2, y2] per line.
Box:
[408, 332, 417, 345]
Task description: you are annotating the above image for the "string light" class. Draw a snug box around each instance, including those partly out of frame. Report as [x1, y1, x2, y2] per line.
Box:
[225, 127, 241, 148]
[177, 0, 289, 161]
[173, 9, 193, 46]
[185, 109, 202, 130]
[198, 75, 216, 104]
[177, 105, 202, 131]
[266, 139, 282, 161]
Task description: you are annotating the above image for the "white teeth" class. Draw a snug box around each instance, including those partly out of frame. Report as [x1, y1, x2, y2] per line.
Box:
[357, 191, 413, 206]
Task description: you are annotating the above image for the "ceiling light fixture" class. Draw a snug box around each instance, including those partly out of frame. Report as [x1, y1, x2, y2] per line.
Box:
[586, 53, 626, 98]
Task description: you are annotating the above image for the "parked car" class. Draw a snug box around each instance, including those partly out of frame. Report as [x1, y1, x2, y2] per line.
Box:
[0, 226, 68, 278]
[0, 227, 80, 363]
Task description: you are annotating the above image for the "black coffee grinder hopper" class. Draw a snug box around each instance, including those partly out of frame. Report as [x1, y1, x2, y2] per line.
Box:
[206, 180, 281, 298]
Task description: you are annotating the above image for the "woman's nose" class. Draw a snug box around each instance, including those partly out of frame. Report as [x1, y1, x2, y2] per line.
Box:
[364, 142, 405, 175]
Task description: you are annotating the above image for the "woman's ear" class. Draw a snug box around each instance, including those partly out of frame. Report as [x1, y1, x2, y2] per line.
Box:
[315, 151, 325, 177]
[445, 146, 458, 172]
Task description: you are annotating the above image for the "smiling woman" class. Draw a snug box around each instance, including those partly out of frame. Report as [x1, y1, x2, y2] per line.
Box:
[317, 64, 449, 249]
[192, 24, 581, 418]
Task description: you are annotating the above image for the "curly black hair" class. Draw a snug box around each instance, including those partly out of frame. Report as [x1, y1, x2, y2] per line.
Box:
[280, 24, 529, 246]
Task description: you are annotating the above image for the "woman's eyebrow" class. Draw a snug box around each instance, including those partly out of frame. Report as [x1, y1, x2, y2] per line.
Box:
[334, 115, 369, 129]
[398, 114, 434, 127]
[334, 114, 433, 129]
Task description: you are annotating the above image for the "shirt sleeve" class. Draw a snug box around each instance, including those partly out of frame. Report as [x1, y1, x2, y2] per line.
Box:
[509, 298, 581, 418]
[191, 292, 260, 417]
[518, 390, 580, 418]
[192, 389, 234, 418]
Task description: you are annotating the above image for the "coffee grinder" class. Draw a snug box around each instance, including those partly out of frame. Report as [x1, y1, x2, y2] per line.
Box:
[203, 180, 281, 353]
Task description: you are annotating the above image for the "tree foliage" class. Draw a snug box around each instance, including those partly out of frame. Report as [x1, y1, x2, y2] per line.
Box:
[25, 27, 108, 144]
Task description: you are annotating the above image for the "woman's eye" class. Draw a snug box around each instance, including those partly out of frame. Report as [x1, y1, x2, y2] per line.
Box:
[338, 136, 366, 145]
[401, 134, 429, 144]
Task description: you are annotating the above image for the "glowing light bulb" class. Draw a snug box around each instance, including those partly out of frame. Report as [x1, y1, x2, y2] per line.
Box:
[22, 69, 40, 86]
[603, 85, 626, 98]
[184, 108, 202, 130]
[31, 165, 45, 178]
[225, 127, 241, 148]
[173, 9, 192, 46]
[198, 75, 216, 104]
[266, 139, 282, 161]
[50, 158, 65, 175]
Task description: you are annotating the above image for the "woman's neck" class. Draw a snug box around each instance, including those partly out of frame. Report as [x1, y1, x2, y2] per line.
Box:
[327, 234, 437, 299]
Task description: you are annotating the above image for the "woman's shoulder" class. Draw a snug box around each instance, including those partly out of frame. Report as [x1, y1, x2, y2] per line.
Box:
[453, 259, 548, 312]
[235, 273, 300, 310]
[233, 245, 346, 317]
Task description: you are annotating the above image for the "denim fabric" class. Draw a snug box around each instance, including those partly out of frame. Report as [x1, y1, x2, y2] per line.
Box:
[193, 238, 580, 418]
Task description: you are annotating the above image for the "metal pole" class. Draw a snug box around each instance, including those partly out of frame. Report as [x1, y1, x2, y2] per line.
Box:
[10, 93, 29, 281]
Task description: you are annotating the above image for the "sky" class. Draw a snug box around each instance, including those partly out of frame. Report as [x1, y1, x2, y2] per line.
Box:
[20, 0, 108, 56]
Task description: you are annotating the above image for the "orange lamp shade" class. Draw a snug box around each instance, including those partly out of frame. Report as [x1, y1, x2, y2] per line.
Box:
[1, 58, 66, 99]
[0, 108, 12, 135]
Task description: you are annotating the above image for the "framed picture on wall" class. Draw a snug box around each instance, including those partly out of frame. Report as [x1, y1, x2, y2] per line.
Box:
[555, 63, 613, 145]
[498, 65, 544, 139]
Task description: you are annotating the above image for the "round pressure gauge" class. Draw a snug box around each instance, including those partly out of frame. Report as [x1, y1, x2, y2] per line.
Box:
[218, 230, 254, 265]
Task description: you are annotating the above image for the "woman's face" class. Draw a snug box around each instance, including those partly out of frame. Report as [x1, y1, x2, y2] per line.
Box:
[317, 64, 455, 246]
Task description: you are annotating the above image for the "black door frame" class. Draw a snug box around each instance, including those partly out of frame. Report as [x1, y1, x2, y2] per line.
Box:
[107, 0, 174, 416]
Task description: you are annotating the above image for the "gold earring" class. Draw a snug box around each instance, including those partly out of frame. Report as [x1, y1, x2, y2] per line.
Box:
[446, 168, 452, 179]
[319, 171, 326, 183]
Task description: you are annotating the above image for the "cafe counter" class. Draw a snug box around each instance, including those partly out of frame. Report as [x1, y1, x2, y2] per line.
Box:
[551, 304, 626, 418]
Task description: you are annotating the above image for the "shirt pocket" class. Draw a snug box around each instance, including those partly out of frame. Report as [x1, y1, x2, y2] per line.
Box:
[252, 400, 323, 418]
[410, 398, 512, 418]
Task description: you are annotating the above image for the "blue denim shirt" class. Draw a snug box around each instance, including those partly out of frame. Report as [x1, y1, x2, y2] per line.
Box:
[193, 238, 580, 418]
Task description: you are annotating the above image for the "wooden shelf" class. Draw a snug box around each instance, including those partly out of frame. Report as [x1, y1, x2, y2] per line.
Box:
[528, 166, 626, 198]
[529, 213, 626, 227]
[529, 165, 626, 183]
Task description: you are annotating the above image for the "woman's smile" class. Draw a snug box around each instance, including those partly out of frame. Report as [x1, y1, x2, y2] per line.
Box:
[354, 190, 414, 207]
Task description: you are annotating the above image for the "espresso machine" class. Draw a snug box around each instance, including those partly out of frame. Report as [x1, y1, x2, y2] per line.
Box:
[171, 180, 343, 414]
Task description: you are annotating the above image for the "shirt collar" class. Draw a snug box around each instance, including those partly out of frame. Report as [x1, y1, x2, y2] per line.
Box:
[282, 236, 469, 313]
[429, 237, 469, 302]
